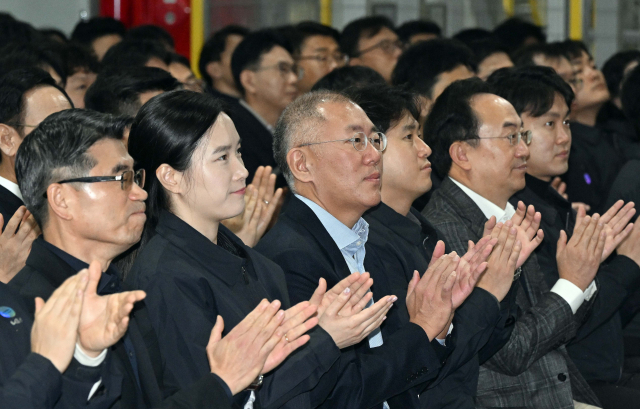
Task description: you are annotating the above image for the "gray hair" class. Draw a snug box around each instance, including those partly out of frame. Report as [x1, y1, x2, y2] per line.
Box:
[273, 91, 352, 188]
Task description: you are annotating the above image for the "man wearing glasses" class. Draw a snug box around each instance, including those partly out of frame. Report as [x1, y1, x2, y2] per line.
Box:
[423, 78, 605, 409]
[229, 29, 302, 186]
[257, 90, 481, 408]
[340, 16, 403, 83]
[293, 22, 347, 94]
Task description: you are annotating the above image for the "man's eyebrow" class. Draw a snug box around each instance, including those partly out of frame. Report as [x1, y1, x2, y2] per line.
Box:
[213, 145, 232, 154]
[313, 47, 330, 52]
[404, 122, 418, 131]
[502, 121, 519, 129]
[111, 162, 132, 175]
[544, 111, 562, 119]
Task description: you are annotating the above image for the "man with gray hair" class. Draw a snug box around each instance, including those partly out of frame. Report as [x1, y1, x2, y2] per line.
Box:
[257, 90, 487, 408]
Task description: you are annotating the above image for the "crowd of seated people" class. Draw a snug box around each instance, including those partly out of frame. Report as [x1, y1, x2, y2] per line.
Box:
[2, 10, 640, 409]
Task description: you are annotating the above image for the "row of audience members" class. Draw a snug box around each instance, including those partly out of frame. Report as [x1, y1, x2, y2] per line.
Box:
[2, 11, 640, 409]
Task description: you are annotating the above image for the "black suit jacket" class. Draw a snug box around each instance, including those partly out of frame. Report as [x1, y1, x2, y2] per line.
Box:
[227, 101, 287, 188]
[126, 211, 341, 409]
[512, 174, 640, 383]
[364, 202, 517, 408]
[8, 238, 234, 409]
[0, 183, 24, 230]
[256, 195, 446, 409]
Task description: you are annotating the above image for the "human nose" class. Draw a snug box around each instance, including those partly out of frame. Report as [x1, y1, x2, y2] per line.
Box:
[363, 138, 382, 164]
[416, 137, 431, 158]
[129, 182, 148, 201]
[557, 123, 571, 145]
[233, 152, 249, 182]
[515, 138, 530, 159]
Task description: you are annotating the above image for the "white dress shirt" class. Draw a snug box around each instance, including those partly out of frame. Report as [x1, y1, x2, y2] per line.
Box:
[450, 177, 596, 314]
[0, 175, 23, 201]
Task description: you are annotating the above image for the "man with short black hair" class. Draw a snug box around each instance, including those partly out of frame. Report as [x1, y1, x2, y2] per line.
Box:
[71, 17, 126, 61]
[493, 17, 546, 54]
[469, 38, 513, 81]
[341, 16, 402, 83]
[199, 25, 249, 101]
[229, 29, 299, 185]
[292, 21, 346, 94]
[0, 42, 67, 87]
[61, 43, 100, 109]
[125, 25, 175, 52]
[311, 65, 386, 92]
[396, 20, 441, 47]
[101, 40, 171, 72]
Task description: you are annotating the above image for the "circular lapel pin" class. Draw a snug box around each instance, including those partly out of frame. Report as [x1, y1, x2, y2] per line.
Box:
[0, 306, 16, 318]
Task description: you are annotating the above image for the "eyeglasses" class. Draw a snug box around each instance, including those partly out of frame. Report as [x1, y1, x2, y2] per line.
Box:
[298, 132, 387, 152]
[45, 169, 146, 197]
[477, 130, 533, 146]
[355, 39, 403, 57]
[253, 62, 304, 80]
[6, 123, 38, 128]
[298, 52, 349, 67]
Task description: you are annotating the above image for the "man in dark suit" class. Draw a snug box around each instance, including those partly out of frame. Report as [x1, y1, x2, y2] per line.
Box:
[490, 65, 640, 408]
[9, 109, 304, 409]
[257, 90, 489, 408]
[423, 78, 604, 409]
[228, 29, 300, 186]
[0, 67, 72, 281]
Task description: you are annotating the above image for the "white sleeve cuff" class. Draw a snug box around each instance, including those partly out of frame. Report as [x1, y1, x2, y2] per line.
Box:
[583, 280, 597, 301]
[436, 323, 454, 346]
[74, 344, 107, 367]
[550, 279, 588, 314]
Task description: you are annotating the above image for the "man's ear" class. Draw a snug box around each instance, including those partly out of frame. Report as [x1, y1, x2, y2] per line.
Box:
[240, 70, 257, 96]
[287, 148, 313, 184]
[206, 61, 223, 81]
[0, 124, 21, 158]
[156, 164, 184, 195]
[417, 95, 433, 119]
[449, 141, 472, 171]
[47, 184, 73, 222]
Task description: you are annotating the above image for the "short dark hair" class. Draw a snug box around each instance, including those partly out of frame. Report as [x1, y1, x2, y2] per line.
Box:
[469, 38, 511, 67]
[198, 25, 249, 88]
[85, 67, 181, 117]
[40, 28, 68, 44]
[169, 52, 191, 68]
[512, 42, 569, 67]
[396, 20, 441, 44]
[392, 39, 476, 99]
[128, 90, 226, 232]
[424, 78, 493, 177]
[452, 28, 493, 47]
[340, 16, 395, 58]
[621, 65, 640, 137]
[603, 50, 640, 99]
[312, 65, 386, 92]
[0, 13, 38, 47]
[0, 41, 67, 86]
[487, 65, 574, 118]
[15, 109, 126, 227]
[125, 25, 175, 50]
[493, 18, 546, 53]
[62, 42, 100, 75]
[290, 21, 340, 56]
[71, 17, 126, 46]
[0, 67, 71, 138]
[101, 40, 171, 70]
[341, 84, 420, 133]
[559, 40, 590, 61]
[230, 29, 292, 96]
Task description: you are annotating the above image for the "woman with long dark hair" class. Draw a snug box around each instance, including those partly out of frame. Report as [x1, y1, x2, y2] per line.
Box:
[125, 90, 392, 408]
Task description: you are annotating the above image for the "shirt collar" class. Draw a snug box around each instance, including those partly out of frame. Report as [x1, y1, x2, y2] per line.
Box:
[449, 177, 515, 222]
[239, 99, 274, 134]
[295, 194, 368, 253]
[0, 176, 23, 201]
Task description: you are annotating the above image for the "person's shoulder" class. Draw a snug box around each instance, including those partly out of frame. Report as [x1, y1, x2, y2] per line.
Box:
[127, 234, 188, 287]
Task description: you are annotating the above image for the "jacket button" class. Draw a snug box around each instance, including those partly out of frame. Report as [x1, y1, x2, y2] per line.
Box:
[558, 373, 567, 382]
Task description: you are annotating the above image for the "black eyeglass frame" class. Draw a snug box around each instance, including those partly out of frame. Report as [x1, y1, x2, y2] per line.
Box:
[44, 169, 146, 198]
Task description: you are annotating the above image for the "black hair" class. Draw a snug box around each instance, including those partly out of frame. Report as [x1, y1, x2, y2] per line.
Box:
[487, 65, 574, 118]
[230, 29, 292, 96]
[0, 13, 38, 47]
[198, 25, 249, 88]
[341, 84, 420, 133]
[311, 65, 386, 92]
[71, 17, 126, 46]
[0, 67, 72, 139]
[85, 67, 181, 117]
[451, 28, 492, 47]
[101, 40, 171, 70]
[511, 42, 569, 67]
[290, 21, 340, 56]
[62, 42, 100, 75]
[469, 38, 511, 67]
[602, 50, 640, 99]
[493, 18, 546, 54]
[392, 38, 476, 99]
[396, 20, 441, 44]
[169, 52, 191, 68]
[15, 109, 126, 227]
[0, 41, 67, 86]
[125, 25, 175, 50]
[40, 28, 68, 44]
[621, 65, 640, 137]
[128, 90, 227, 233]
[559, 40, 590, 61]
[340, 16, 395, 58]
[424, 78, 493, 178]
